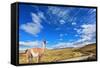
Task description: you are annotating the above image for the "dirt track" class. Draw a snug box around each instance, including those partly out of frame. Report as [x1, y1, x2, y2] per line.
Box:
[60, 53, 94, 61]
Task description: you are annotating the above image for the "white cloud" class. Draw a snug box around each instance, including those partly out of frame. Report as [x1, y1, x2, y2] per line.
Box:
[52, 39, 95, 49]
[19, 41, 41, 47]
[19, 41, 43, 51]
[77, 29, 82, 34]
[47, 6, 80, 25]
[48, 6, 66, 16]
[74, 23, 96, 45]
[73, 41, 95, 48]
[72, 22, 76, 25]
[31, 13, 41, 24]
[74, 28, 82, 34]
[48, 6, 70, 19]
[88, 9, 96, 14]
[75, 34, 78, 37]
[81, 24, 96, 40]
[37, 11, 46, 20]
[20, 22, 43, 36]
[59, 38, 63, 41]
[20, 12, 44, 36]
[51, 24, 96, 48]
[52, 42, 73, 49]
[19, 47, 27, 51]
[59, 19, 66, 24]
[65, 23, 96, 48]
[81, 24, 95, 34]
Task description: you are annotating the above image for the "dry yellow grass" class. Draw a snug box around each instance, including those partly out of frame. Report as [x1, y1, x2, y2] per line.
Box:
[19, 43, 96, 64]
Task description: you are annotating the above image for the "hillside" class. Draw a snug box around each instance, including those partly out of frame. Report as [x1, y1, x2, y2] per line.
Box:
[73, 43, 96, 60]
[19, 43, 96, 64]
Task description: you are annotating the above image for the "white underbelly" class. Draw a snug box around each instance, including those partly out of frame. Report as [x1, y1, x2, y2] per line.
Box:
[30, 50, 39, 57]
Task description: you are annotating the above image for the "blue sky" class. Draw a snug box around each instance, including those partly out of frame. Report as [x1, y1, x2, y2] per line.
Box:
[19, 4, 96, 50]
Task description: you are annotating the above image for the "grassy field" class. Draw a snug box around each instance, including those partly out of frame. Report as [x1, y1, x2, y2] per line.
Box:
[19, 43, 96, 64]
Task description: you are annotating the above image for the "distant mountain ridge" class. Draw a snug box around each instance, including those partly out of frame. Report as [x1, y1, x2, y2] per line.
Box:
[52, 43, 96, 50]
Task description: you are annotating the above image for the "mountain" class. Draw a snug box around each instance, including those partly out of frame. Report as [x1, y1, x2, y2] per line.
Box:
[73, 43, 96, 60]
[75, 43, 96, 54]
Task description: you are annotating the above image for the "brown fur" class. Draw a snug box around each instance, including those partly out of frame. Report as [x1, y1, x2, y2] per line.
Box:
[25, 40, 46, 63]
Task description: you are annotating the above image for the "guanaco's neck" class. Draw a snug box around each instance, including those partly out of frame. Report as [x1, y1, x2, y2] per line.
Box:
[42, 40, 46, 52]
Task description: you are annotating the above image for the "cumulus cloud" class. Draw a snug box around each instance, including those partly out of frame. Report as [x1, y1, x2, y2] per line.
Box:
[37, 11, 46, 20]
[20, 12, 44, 36]
[88, 9, 96, 14]
[74, 28, 82, 34]
[31, 13, 41, 24]
[19, 47, 27, 51]
[54, 23, 96, 49]
[59, 19, 66, 24]
[48, 6, 69, 17]
[59, 38, 63, 41]
[47, 6, 81, 25]
[20, 22, 43, 36]
[75, 34, 78, 37]
[52, 42, 73, 49]
[47, 6, 71, 23]
[81, 24, 96, 41]
[72, 22, 76, 25]
[81, 24, 95, 35]
[73, 41, 95, 48]
[19, 41, 41, 47]
[74, 23, 96, 45]
[19, 41, 43, 51]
